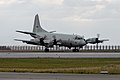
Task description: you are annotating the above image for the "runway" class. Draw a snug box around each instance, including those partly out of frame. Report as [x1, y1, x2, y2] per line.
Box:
[0, 52, 120, 58]
[0, 72, 120, 80]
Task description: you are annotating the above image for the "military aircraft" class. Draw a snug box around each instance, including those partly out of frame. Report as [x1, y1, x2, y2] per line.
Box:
[15, 14, 87, 52]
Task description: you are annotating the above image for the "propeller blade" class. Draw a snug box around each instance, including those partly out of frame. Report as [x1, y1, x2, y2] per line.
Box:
[97, 34, 100, 39]
[96, 43, 98, 49]
[43, 35, 47, 39]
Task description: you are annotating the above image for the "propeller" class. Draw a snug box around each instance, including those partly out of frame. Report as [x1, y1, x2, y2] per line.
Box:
[37, 35, 47, 46]
[86, 34, 109, 49]
[48, 35, 58, 47]
[95, 34, 109, 49]
[52, 35, 57, 45]
[96, 34, 100, 49]
[97, 34, 100, 39]
[40, 38, 45, 46]
[95, 34, 100, 49]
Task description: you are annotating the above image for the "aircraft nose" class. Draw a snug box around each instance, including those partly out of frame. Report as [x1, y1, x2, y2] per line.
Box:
[82, 39, 87, 45]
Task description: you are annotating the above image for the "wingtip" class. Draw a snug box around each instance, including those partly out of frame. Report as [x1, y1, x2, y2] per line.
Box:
[14, 39, 19, 41]
[16, 30, 19, 32]
[16, 30, 22, 32]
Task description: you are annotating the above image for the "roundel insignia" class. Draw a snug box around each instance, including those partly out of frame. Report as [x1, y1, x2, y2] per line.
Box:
[36, 26, 39, 28]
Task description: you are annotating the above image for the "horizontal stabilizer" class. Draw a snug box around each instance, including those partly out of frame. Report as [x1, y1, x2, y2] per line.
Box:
[101, 39, 109, 41]
[14, 39, 40, 45]
[16, 30, 36, 35]
[14, 39, 30, 42]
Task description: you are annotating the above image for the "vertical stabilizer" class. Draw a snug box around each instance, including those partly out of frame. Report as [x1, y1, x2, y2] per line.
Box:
[33, 14, 48, 33]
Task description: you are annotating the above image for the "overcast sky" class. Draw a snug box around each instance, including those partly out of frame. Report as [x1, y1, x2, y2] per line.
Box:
[0, 0, 120, 45]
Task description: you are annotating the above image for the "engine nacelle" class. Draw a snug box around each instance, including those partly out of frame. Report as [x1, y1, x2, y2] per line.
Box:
[86, 38, 98, 44]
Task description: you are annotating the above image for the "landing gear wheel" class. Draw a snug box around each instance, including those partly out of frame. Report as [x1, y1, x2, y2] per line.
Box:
[72, 49, 79, 52]
[76, 49, 79, 52]
[72, 49, 76, 52]
[45, 48, 49, 52]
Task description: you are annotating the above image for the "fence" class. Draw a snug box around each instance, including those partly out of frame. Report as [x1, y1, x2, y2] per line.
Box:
[0, 45, 120, 51]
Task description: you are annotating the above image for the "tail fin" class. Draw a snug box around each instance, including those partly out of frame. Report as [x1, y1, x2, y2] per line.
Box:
[33, 14, 48, 33]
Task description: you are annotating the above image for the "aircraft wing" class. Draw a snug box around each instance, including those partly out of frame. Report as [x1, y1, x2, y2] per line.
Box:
[99, 39, 109, 43]
[14, 39, 40, 45]
[100, 39, 109, 41]
[16, 30, 36, 35]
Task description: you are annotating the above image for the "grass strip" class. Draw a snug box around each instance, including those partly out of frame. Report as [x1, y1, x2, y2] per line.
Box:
[0, 58, 120, 74]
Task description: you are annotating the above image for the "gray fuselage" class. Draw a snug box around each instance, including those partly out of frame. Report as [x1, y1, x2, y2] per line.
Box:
[34, 32, 86, 48]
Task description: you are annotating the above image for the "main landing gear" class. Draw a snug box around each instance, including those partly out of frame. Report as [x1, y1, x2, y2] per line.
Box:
[72, 48, 79, 52]
[45, 48, 49, 52]
[44, 47, 80, 52]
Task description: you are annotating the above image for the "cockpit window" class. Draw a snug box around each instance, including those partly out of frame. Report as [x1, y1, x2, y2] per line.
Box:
[75, 36, 83, 40]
